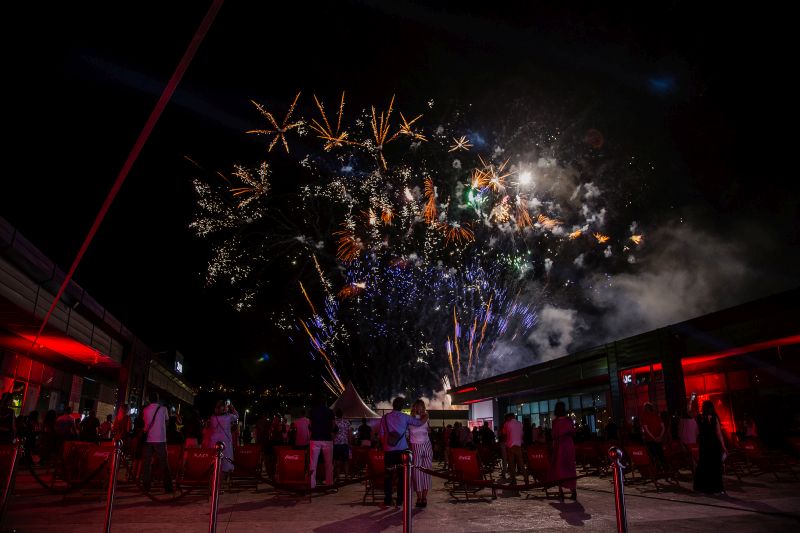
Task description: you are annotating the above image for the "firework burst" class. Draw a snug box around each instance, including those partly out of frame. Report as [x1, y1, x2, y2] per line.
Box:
[247, 92, 303, 153]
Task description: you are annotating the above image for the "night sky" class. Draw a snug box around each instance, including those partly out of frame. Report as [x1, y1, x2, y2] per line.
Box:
[4, 1, 798, 393]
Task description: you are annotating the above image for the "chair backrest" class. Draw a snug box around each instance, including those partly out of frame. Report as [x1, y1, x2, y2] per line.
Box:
[233, 444, 261, 476]
[526, 444, 550, 471]
[182, 448, 216, 482]
[366, 450, 385, 477]
[626, 444, 651, 466]
[0, 444, 18, 483]
[85, 445, 112, 475]
[451, 449, 481, 481]
[741, 439, 762, 458]
[276, 449, 307, 483]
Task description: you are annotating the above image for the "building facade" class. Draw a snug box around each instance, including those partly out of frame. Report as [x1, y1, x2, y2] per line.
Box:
[449, 288, 800, 445]
[0, 216, 194, 421]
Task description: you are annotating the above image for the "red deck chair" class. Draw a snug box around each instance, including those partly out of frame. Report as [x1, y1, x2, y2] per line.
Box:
[449, 449, 496, 501]
[524, 444, 557, 498]
[574, 441, 604, 474]
[269, 445, 293, 478]
[178, 448, 216, 495]
[274, 448, 310, 500]
[625, 444, 661, 491]
[350, 445, 369, 477]
[739, 439, 796, 480]
[150, 445, 183, 486]
[362, 450, 385, 503]
[0, 443, 19, 506]
[232, 444, 262, 485]
[83, 445, 113, 490]
[60, 441, 92, 483]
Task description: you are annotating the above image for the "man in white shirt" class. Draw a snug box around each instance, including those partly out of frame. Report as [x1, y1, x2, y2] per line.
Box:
[141, 391, 173, 493]
[502, 413, 524, 485]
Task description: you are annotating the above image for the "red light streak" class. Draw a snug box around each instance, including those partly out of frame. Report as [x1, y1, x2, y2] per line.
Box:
[682, 334, 800, 367]
[455, 386, 477, 393]
[27, 0, 225, 355]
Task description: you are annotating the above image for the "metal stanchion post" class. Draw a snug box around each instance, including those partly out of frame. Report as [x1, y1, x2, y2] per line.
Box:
[401, 450, 414, 533]
[608, 447, 628, 533]
[0, 439, 22, 526]
[103, 439, 123, 533]
[209, 441, 225, 533]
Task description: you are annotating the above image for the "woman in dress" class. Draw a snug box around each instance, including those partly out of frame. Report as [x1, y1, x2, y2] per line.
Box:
[205, 400, 239, 481]
[693, 401, 727, 495]
[409, 399, 433, 508]
[548, 401, 577, 502]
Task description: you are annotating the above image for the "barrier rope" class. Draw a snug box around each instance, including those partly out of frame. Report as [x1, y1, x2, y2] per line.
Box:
[223, 457, 368, 494]
[114, 457, 200, 504]
[579, 485, 800, 520]
[415, 466, 591, 492]
[23, 457, 111, 495]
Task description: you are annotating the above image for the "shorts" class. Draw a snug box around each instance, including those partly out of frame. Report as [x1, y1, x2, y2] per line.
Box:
[333, 444, 349, 461]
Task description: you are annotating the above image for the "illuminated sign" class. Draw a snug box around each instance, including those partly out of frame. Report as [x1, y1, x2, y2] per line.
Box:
[622, 374, 633, 385]
[175, 361, 183, 374]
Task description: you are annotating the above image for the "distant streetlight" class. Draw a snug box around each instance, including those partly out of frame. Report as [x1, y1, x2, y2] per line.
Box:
[243, 409, 250, 428]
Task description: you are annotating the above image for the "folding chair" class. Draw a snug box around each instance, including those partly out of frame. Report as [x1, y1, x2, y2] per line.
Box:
[60, 441, 92, 484]
[524, 444, 556, 498]
[449, 449, 496, 501]
[269, 445, 293, 478]
[232, 444, 262, 487]
[740, 439, 797, 480]
[0, 443, 19, 508]
[625, 444, 661, 491]
[274, 449, 311, 501]
[82, 445, 113, 492]
[350, 446, 369, 477]
[150, 444, 183, 487]
[178, 448, 216, 497]
[362, 450, 385, 503]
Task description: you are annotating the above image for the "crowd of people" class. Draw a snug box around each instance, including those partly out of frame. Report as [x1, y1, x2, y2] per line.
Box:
[2, 388, 741, 502]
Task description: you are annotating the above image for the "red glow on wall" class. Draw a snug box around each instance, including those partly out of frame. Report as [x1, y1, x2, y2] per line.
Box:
[463, 397, 490, 404]
[681, 334, 800, 368]
[6, 333, 117, 367]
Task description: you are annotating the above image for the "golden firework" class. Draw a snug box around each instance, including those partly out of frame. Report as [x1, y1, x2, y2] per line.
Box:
[515, 195, 533, 228]
[423, 176, 437, 225]
[630, 234, 644, 245]
[309, 92, 350, 151]
[333, 225, 362, 262]
[398, 112, 426, 141]
[229, 161, 271, 208]
[438, 221, 475, 246]
[370, 95, 401, 168]
[569, 229, 583, 240]
[491, 196, 511, 224]
[477, 155, 511, 192]
[381, 207, 394, 225]
[247, 92, 303, 153]
[537, 213, 562, 229]
[594, 232, 610, 244]
[449, 136, 472, 152]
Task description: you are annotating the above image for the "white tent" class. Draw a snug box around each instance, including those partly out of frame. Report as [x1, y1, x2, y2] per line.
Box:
[330, 381, 380, 419]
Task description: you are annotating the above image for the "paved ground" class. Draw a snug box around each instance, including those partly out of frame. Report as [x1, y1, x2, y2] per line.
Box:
[4, 467, 799, 532]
